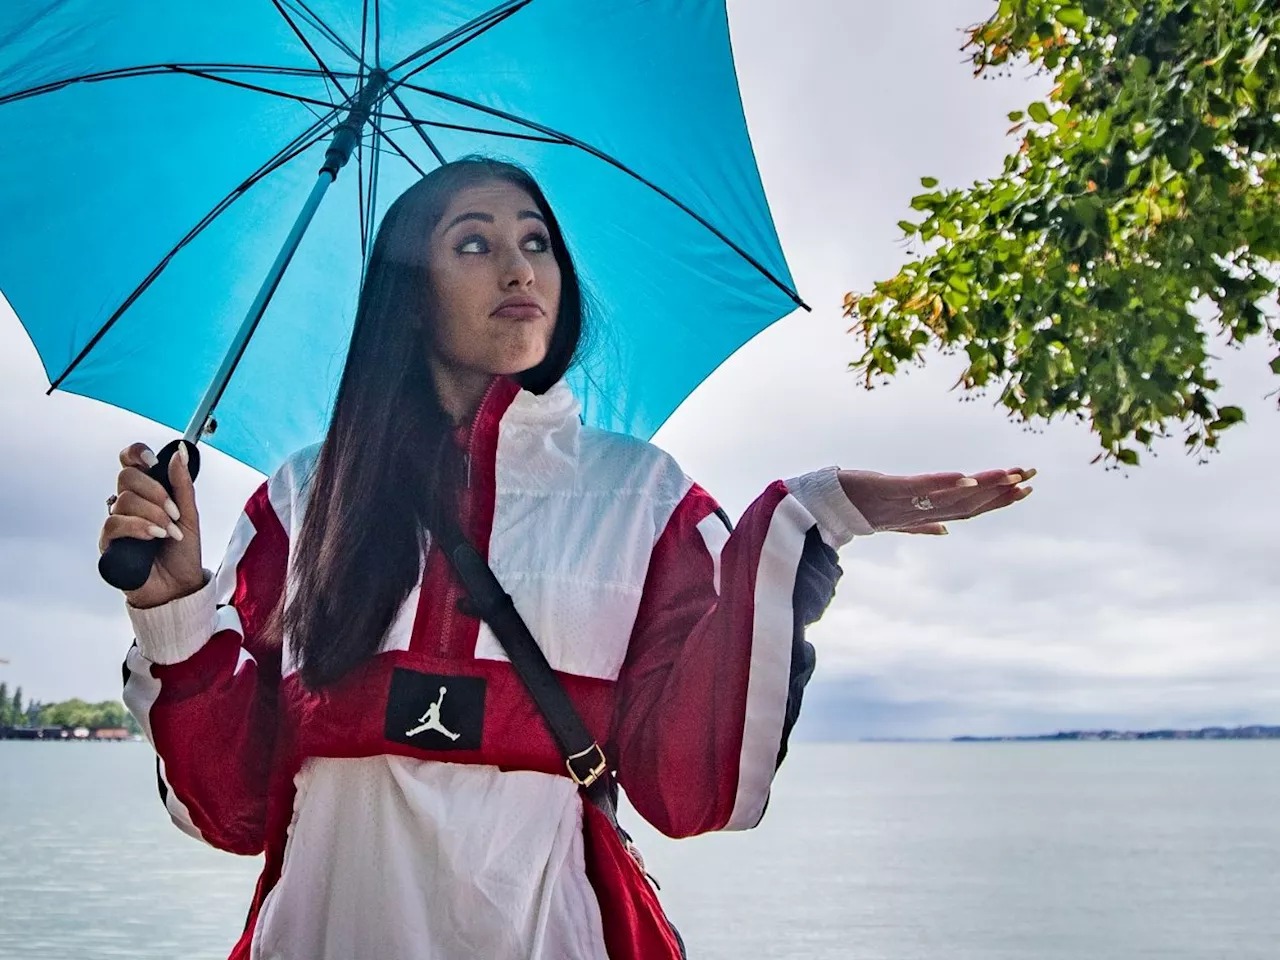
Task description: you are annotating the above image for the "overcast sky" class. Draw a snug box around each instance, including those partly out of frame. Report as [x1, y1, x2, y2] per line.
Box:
[2, 0, 1276, 738]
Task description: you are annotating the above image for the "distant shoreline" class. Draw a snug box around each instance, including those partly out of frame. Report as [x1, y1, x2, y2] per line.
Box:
[952, 725, 1280, 742]
[850, 725, 1280, 743]
[0, 726, 140, 742]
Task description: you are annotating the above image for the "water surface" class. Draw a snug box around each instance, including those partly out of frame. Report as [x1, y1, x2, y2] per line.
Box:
[2, 740, 1276, 958]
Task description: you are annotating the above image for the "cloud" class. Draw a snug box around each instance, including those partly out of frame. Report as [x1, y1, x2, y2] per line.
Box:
[1, 0, 1275, 740]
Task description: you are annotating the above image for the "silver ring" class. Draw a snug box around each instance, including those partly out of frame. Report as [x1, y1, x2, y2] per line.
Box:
[106, 494, 119, 515]
[911, 495, 935, 511]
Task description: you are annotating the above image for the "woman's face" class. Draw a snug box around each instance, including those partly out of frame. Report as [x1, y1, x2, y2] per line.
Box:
[425, 179, 562, 382]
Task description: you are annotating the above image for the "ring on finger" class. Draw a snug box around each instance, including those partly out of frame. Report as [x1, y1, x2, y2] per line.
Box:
[106, 493, 119, 515]
[911, 495, 935, 511]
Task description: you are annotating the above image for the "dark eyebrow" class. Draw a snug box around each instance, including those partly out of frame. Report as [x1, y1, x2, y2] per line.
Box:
[442, 209, 546, 233]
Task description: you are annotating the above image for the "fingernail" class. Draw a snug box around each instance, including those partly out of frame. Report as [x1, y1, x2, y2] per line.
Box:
[164, 499, 181, 522]
[177, 442, 189, 467]
[141, 449, 159, 469]
[1000, 473, 1024, 485]
[166, 523, 184, 542]
[1022, 468, 1038, 480]
[1021, 486, 1034, 496]
[954, 477, 978, 488]
[938, 526, 950, 535]
[147, 524, 168, 539]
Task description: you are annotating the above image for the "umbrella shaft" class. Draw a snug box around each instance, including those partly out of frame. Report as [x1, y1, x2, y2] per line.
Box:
[183, 171, 332, 443]
[324, 70, 388, 176]
[184, 72, 389, 443]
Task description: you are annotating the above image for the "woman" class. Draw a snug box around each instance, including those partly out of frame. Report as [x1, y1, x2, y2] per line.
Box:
[101, 158, 1033, 960]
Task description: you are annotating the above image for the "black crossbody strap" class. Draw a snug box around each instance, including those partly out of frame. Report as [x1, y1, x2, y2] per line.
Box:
[433, 524, 617, 819]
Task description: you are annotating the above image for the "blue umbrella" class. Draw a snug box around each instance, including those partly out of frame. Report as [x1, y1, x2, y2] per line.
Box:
[1, 1, 805, 582]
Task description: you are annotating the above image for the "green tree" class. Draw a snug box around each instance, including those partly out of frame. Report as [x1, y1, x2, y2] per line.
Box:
[845, 0, 1279, 464]
[94, 700, 129, 730]
[37, 698, 134, 731]
[0, 682, 9, 727]
[11, 686, 22, 726]
[39, 698, 84, 728]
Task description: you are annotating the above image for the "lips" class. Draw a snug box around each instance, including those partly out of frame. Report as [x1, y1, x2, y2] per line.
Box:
[492, 298, 544, 320]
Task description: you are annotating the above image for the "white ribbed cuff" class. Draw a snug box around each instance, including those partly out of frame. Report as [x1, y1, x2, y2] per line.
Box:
[784, 467, 874, 549]
[126, 570, 217, 665]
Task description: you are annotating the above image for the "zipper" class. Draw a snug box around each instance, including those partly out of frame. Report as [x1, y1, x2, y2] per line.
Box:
[437, 452, 470, 658]
[437, 379, 498, 659]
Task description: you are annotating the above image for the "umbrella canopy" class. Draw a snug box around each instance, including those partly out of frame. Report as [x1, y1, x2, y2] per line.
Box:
[0, 0, 803, 476]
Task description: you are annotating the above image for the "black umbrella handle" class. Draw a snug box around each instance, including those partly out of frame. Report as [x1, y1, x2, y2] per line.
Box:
[98, 439, 202, 592]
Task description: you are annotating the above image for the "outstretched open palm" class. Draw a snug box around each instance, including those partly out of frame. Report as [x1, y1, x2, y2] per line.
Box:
[838, 467, 1035, 536]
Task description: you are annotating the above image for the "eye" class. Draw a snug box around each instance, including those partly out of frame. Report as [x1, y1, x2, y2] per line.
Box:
[522, 231, 552, 253]
[455, 235, 489, 255]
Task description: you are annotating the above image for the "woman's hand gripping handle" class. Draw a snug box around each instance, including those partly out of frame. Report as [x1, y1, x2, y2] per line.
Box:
[99, 439, 204, 606]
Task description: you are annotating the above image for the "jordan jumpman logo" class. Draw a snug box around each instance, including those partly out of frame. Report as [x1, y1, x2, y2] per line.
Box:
[404, 686, 461, 741]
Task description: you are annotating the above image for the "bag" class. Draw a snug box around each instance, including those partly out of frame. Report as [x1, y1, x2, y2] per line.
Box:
[431, 521, 686, 956]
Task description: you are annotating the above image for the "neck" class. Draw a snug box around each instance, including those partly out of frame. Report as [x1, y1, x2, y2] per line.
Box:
[429, 358, 496, 425]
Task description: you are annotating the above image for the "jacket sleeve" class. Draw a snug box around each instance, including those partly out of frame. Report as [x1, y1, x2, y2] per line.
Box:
[611, 466, 863, 839]
[121, 477, 290, 855]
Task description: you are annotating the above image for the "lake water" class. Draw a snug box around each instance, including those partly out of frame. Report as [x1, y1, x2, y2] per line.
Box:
[1, 740, 1277, 958]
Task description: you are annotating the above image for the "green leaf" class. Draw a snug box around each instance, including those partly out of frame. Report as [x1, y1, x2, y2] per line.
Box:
[942, 287, 969, 314]
[1214, 406, 1246, 427]
[909, 192, 942, 211]
[1056, 6, 1087, 31]
[1059, 71, 1083, 102]
[1008, 110, 1025, 122]
[1028, 102, 1051, 123]
[1082, 113, 1112, 150]
[1270, 355, 1280, 375]
[920, 176, 939, 188]
[1241, 34, 1271, 72]
[1117, 448, 1140, 466]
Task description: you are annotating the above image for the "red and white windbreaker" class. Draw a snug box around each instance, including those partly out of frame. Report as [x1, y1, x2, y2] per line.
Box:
[122, 377, 867, 960]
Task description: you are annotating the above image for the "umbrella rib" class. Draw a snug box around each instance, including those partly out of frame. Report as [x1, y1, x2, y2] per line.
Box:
[387, 0, 530, 75]
[45, 116, 337, 394]
[359, 0, 370, 84]
[270, 0, 353, 104]
[280, 0, 360, 62]
[385, 88, 447, 166]
[369, 119, 429, 178]
[357, 132, 367, 260]
[375, 110, 564, 145]
[364, 125, 381, 271]
[393, 2, 531, 86]
[394, 82, 810, 310]
[167, 66, 342, 113]
[299, 97, 333, 127]
[0, 63, 353, 108]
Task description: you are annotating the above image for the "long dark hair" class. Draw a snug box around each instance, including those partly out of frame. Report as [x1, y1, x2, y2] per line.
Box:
[280, 158, 586, 689]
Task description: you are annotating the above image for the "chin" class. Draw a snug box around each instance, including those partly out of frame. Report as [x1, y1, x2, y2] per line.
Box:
[477, 325, 554, 379]
[504, 355, 549, 378]
[494, 344, 552, 378]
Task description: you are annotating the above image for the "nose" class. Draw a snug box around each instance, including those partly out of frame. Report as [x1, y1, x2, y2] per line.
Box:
[502, 245, 536, 288]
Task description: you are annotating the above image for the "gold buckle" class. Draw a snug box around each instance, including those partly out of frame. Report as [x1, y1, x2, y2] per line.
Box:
[566, 743, 608, 788]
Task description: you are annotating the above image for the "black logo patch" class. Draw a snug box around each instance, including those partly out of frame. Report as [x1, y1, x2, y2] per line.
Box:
[385, 669, 485, 751]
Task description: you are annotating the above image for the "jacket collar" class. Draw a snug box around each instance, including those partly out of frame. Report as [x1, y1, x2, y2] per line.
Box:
[503, 378, 581, 427]
[456, 377, 581, 450]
